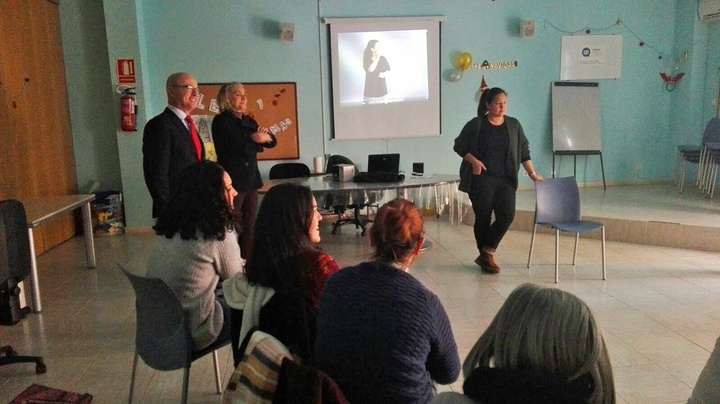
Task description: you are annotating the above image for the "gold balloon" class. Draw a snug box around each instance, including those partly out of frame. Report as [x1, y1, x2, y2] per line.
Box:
[458, 52, 473, 71]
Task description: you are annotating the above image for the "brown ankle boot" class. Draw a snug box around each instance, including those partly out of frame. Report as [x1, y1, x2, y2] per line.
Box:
[475, 252, 501, 273]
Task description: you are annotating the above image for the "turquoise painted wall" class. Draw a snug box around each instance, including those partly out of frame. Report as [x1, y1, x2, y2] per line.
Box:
[59, 1, 120, 192]
[63, 0, 719, 228]
[704, 22, 720, 122]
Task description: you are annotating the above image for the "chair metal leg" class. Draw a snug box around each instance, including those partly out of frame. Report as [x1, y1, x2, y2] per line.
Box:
[555, 229, 560, 284]
[698, 147, 708, 187]
[679, 159, 686, 193]
[129, 350, 138, 404]
[601, 226, 607, 280]
[572, 233, 580, 265]
[710, 161, 719, 199]
[212, 350, 222, 394]
[182, 366, 189, 404]
[527, 224, 537, 268]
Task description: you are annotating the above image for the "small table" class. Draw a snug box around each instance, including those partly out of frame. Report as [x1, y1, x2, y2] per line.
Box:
[260, 174, 461, 250]
[23, 194, 96, 312]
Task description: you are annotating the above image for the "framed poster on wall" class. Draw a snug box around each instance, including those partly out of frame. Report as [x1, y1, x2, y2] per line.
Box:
[560, 35, 623, 80]
[190, 82, 299, 160]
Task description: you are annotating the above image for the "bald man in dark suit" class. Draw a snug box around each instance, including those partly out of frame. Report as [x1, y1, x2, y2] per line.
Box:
[143, 72, 205, 218]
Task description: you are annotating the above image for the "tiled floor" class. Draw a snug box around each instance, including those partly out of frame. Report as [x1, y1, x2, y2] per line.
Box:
[1, 184, 719, 403]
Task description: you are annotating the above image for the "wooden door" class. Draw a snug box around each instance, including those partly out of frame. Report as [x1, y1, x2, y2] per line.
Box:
[0, 0, 78, 254]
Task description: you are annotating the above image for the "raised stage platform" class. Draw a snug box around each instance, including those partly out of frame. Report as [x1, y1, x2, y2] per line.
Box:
[509, 182, 720, 252]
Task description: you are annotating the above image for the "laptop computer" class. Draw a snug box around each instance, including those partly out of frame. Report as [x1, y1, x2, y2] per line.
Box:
[367, 153, 400, 174]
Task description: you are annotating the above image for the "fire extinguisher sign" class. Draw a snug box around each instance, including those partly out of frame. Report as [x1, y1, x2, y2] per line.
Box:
[117, 59, 136, 84]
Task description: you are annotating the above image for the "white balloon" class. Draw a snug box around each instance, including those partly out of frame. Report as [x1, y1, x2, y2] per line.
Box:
[450, 69, 463, 82]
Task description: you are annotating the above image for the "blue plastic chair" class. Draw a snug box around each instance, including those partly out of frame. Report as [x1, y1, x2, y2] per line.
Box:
[526, 177, 606, 283]
[118, 263, 229, 403]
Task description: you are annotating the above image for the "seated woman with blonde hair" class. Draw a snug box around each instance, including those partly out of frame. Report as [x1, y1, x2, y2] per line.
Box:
[314, 198, 461, 404]
[434, 283, 615, 404]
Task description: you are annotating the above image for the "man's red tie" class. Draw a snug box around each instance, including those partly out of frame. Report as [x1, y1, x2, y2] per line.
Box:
[185, 115, 203, 161]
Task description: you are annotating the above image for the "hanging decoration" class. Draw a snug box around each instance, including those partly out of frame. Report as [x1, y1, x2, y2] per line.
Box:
[475, 75, 490, 101]
[544, 18, 664, 60]
[659, 72, 685, 92]
[449, 53, 518, 82]
[471, 60, 518, 70]
[450, 52, 474, 82]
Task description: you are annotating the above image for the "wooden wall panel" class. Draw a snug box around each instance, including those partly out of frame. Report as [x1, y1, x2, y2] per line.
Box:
[0, 0, 78, 254]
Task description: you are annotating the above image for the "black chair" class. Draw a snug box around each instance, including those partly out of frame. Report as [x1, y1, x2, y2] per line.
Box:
[325, 155, 355, 181]
[0, 199, 47, 374]
[269, 163, 311, 180]
[324, 155, 370, 235]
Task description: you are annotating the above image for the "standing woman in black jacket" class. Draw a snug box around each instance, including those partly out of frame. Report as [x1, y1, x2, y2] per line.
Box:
[212, 82, 277, 258]
[454, 87, 543, 273]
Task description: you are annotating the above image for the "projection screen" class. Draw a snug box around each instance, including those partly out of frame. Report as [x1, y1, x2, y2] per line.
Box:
[324, 16, 443, 140]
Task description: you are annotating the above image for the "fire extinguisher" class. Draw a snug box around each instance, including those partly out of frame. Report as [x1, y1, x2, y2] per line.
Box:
[118, 86, 137, 132]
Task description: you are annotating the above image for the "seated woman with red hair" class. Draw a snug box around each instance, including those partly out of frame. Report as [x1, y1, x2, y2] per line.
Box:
[314, 198, 460, 404]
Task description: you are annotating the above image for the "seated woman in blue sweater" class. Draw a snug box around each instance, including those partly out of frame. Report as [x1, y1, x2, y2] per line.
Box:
[314, 197, 461, 404]
[434, 283, 615, 404]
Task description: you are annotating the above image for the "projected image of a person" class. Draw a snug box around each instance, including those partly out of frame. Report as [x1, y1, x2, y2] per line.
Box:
[363, 39, 391, 100]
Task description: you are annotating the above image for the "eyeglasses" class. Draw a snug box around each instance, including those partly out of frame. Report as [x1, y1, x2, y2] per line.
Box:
[172, 85, 199, 93]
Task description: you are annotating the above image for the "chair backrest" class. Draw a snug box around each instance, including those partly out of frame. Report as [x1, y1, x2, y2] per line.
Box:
[534, 177, 582, 225]
[118, 263, 192, 371]
[269, 163, 311, 180]
[325, 155, 355, 178]
[701, 118, 720, 145]
[0, 200, 32, 284]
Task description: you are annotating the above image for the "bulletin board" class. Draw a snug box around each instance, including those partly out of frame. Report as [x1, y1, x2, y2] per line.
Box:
[190, 82, 299, 160]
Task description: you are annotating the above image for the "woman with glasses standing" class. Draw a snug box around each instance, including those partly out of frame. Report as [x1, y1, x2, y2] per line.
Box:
[212, 82, 277, 258]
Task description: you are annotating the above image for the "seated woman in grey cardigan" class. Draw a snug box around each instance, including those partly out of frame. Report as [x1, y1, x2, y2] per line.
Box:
[146, 160, 243, 351]
[314, 198, 461, 404]
[434, 283, 615, 404]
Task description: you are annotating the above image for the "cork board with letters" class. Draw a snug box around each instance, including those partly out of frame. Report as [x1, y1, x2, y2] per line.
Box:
[190, 82, 299, 160]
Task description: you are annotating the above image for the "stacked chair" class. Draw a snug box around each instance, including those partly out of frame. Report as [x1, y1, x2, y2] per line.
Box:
[675, 118, 720, 194]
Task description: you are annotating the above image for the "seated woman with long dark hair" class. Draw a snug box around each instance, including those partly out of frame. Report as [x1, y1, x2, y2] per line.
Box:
[223, 183, 340, 366]
[314, 198, 461, 404]
[147, 160, 242, 351]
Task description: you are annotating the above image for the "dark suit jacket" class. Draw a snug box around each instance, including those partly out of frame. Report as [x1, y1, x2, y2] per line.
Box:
[142, 107, 204, 218]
